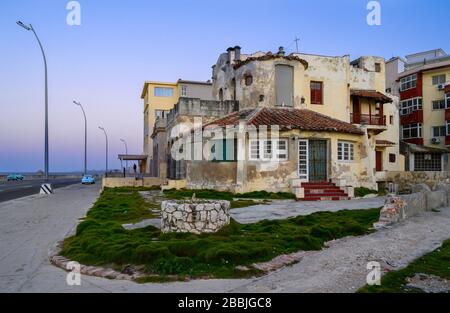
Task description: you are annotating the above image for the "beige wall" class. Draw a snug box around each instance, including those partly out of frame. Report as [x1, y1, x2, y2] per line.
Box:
[422, 68, 450, 148]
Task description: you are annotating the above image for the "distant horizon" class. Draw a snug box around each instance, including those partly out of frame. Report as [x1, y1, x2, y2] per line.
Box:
[1, 0, 449, 172]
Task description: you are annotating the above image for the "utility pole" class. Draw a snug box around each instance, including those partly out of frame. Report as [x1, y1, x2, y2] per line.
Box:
[17, 21, 49, 181]
[98, 127, 108, 177]
[294, 36, 300, 53]
[73, 101, 87, 175]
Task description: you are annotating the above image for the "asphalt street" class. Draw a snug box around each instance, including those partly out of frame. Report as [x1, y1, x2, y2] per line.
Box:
[0, 179, 82, 203]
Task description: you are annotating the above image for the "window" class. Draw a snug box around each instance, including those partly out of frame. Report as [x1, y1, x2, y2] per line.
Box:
[245, 75, 253, 86]
[402, 123, 423, 139]
[249, 139, 288, 161]
[414, 153, 442, 171]
[390, 115, 394, 125]
[375, 63, 381, 73]
[446, 93, 450, 108]
[389, 154, 396, 163]
[432, 74, 446, 86]
[337, 141, 354, 161]
[400, 74, 417, 91]
[154, 87, 174, 97]
[447, 120, 450, 136]
[432, 99, 446, 110]
[432, 126, 446, 137]
[181, 85, 187, 96]
[310, 81, 323, 104]
[400, 97, 422, 115]
[155, 110, 169, 119]
[211, 139, 237, 162]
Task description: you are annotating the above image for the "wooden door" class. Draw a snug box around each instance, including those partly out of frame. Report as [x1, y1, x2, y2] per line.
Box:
[376, 151, 383, 172]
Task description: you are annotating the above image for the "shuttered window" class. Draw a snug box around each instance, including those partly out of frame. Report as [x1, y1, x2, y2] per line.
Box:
[310, 81, 323, 104]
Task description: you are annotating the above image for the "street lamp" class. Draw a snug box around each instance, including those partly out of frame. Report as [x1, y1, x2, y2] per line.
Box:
[120, 138, 128, 172]
[98, 126, 108, 177]
[17, 21, 49, 181]
[73, 101, 87, 175]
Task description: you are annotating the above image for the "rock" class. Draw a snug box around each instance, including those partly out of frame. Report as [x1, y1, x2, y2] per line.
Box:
[411, 183, 431, 193]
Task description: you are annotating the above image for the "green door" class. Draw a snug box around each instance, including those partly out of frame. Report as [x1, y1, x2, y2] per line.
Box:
[308, 140, 327, 182]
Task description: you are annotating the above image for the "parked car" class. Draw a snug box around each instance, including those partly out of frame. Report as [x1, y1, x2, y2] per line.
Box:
[81, 175, 95, 184]
[7, 174, 24, 181]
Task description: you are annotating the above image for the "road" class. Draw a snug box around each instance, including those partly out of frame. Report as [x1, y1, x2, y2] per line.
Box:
[0, 178, 81, 203]
[0, 183, 449, 293]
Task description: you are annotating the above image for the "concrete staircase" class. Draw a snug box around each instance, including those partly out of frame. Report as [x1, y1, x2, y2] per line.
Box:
[300, 182, 350, 201]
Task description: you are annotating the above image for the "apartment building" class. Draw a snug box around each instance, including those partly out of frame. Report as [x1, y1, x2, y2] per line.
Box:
[140, 80, 213, 174]
[387, 49, 450, 171]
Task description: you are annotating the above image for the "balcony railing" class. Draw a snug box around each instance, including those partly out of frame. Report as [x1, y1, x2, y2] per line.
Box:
[350, 113, 386, 126]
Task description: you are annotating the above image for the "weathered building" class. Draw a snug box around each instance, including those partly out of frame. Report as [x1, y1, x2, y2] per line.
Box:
[143, 46, 405, 199]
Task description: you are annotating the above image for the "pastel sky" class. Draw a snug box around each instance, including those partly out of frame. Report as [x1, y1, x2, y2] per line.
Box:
[0, 0, 449, 172]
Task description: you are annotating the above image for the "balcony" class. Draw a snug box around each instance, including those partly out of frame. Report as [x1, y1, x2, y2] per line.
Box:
[350, 113, 386, 126]
[446, 108, 450, 121]
[400, 109, 423, 125]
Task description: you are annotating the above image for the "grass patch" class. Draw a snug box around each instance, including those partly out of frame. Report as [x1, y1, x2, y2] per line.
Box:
[354, 187, 379, 198]
[86, 188, 159, 224]
[359, 239, 450, 293]
[61, 187, 380, 280]
[163, 188, 295, 201]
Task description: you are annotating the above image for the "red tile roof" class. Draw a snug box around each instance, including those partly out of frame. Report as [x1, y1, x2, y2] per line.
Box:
[205, 107, 364, 135]
[350, 90, 392, 103]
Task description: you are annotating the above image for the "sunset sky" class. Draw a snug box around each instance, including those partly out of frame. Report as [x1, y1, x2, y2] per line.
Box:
[1, 0, 449, 172]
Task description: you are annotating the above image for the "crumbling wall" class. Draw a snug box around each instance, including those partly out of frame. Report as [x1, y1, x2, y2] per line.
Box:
[186, 161, 237, 192]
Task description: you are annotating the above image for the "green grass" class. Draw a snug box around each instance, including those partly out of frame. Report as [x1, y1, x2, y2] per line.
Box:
[61, 188, 380, 280]
[358, 239, 450, 293]
[163, 188, 296, 201]
[86, 188, 160, 224]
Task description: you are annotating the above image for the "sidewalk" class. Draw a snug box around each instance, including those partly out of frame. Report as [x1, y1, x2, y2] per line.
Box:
[1, 185, 449, 293]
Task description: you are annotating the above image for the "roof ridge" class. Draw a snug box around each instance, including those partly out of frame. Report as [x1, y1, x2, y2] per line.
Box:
[245, 106, 264, 125]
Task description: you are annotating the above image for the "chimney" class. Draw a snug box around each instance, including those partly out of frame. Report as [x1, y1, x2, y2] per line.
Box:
[278, 46, 285, 56]
[227, 47, 235, 63]
[234, 46, 241, 61]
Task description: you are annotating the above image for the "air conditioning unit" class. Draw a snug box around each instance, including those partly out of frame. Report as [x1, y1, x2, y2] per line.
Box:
[437, 84, 445, 90]
[431, 137, 441, 144]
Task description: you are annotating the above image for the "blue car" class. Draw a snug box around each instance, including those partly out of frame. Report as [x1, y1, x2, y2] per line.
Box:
[7, 174, 24, 181]
[81, 175, 95, 184]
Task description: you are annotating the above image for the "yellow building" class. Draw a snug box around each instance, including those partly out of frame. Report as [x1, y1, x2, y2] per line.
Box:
[140, 80, 212, 174]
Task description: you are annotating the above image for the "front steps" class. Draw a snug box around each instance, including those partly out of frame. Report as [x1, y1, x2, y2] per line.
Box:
[299, 182, 350, 201]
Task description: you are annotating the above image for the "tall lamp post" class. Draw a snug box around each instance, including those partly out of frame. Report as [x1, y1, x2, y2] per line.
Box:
[73, 101, 87, 175]
[98, 127, 108, 177]
[17, 21, 49, 181]
[120, 139, 128, 172]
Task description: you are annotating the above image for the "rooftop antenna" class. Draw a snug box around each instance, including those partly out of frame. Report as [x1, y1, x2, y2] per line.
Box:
[294, 36, 300, 53]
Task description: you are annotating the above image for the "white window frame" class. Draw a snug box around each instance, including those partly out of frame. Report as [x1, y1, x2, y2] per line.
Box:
[432, 126, 446, 138]
[402, 123, 423, 139]
[432, 74, 446, 86]
[181, 85, 187, 96]
[432, 99, 446, 110]
[298, 139, 309, 181]
[400, 97, 422, 115]
[337, 141, 354, 162]
[248, 139, 288, 161]
[154, 87, 174, 97]
[400, 74, 417, 91]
